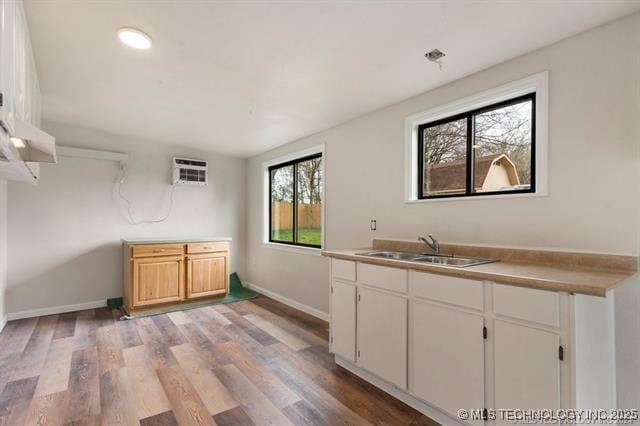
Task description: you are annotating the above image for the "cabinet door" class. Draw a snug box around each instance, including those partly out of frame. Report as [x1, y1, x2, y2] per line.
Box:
[412, 300, 484, 424]
[132, 256, 184, 307]
[331, 280, 356, 361]
[357, 287, 407, 389]
[186, 253, 228, 299]
[0, 0, 16, 133]
[494, 320, 560, 423]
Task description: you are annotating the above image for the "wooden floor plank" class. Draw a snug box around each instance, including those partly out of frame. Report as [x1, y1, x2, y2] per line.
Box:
[217, 340, 301, 409]
[140, 410, 179, 426]
[99, 367, 140, 426]
[66, 346, 100, 422]
[212, 406, 255, 426]
[135, 319, 178, 369]
[282, 399, 330, 426]
[204, 306, 232, 326]
[73, 310, 97, 351]
[34, 336, 75, 396]
[244, 313, 310, 351]
[24, 390, 69, 426]
[12, 315, 59, 381]
[0, 317, 38, 357]
[0, 376, 39, 425]
[53, 312, 78, 340]
[156, 365, 213, 426]
[170, 343, 238, 416]
[122, 344, 171, 420]
[96, 325, 125, 376]
[116, 317, 143, 348]
[167, 310, 192, 326]
[177, 322, 231, 369]
[151, 314, 187, 347]
[222, 310, 278, 346]
[213, 364, 293, 426]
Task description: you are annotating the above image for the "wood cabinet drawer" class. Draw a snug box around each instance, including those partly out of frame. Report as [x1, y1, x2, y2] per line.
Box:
[187, 241, 229, 254]
[132, 244, 185, 258]
[357, 263, 407, 294]
[493, 284, 560, 327]
[332, 259, 356, 281]
[411, 271, 484, 310]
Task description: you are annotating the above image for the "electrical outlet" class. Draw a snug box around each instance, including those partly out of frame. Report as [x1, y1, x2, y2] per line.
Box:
[370, 219, 377, 231]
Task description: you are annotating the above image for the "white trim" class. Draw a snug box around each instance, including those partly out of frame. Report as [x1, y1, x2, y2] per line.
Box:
[7, 299, 107, 321]
[262, 144, 326, 249]
[335, 356, 463, 426]
[261, 242, 323, 257]
[404, 71, 549, 203]
[0, 315, 7, 333]
[57, 146, 129, 163]
[243, 281, 329, 322]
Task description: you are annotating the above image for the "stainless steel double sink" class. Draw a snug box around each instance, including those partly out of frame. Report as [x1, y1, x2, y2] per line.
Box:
[354, 251, 496, 267]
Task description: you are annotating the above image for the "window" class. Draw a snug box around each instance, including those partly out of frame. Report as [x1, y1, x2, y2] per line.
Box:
[269, 153, 323, 248]
[418, 93, 535, 199]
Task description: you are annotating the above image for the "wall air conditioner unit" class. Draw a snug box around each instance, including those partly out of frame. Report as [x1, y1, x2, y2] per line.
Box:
[172, 157, 208, 186]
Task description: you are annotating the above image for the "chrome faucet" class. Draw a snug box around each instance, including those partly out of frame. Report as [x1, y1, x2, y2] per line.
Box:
[419, 234, 440, 255]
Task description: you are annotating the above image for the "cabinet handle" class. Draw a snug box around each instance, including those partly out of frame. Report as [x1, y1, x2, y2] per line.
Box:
[153, 249, 165, 253]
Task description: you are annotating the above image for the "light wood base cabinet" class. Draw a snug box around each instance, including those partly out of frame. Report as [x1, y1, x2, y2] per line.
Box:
[123, 240, 230, 315]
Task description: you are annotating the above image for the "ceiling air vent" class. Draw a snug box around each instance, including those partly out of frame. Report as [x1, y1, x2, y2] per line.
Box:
[172, 157, 208, 186]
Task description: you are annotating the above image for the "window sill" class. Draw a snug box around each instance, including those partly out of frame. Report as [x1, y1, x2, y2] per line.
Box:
[405, 191, 548, 203]
[262, 241, 324, 257]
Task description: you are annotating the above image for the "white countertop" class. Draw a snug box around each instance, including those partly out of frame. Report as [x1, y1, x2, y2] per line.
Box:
[121, 237, 232, 244]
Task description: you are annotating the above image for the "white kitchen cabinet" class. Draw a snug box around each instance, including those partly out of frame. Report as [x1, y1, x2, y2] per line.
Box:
[493, 319, 561, 423]
[412, 300, 485, 424]
[330, 280, 357, 362]
[357, 286, 407, 389]
[0, 0, 17, 134]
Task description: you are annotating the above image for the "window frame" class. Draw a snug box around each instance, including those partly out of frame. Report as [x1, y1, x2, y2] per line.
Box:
[268, 152, 323, 249]
[417, 92, 536, 200]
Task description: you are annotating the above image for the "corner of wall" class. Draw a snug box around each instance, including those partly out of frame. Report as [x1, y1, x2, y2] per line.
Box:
[0, 179, 7, 332]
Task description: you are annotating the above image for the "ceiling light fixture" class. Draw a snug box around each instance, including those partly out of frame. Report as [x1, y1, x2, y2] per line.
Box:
[10, 137, 25, 148]
[117, 28, 152, 50]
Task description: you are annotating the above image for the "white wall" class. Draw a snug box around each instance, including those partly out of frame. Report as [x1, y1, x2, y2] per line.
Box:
[0, 180, 7, 327]
[6, 121, 247, 315]
[246, 13, 640, 406]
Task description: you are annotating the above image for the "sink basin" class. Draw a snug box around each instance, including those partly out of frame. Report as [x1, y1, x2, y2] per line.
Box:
[413, 255, 495, 267]
[354, 251, 496, 267]
[354, 251, 423, 260]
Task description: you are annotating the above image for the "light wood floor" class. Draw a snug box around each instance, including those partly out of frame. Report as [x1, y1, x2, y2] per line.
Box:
[0, 296, 438, 425]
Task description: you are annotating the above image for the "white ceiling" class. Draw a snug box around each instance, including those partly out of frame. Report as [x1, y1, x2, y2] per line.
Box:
[25, 1, 640, 158]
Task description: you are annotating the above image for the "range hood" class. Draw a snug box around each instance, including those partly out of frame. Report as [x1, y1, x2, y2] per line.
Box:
[7, 119, 57, 163]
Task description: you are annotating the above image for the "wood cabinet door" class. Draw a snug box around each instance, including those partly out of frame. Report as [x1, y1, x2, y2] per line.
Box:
[186, 253, 228, 299]
[132, 256, 184, 307]
[357, 286, 407, 389]
[412, 300, 485, 424]
[331, 280, 356, 362]
[494, 320, 560, 424]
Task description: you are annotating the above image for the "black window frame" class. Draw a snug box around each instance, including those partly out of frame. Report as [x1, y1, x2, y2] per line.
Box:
[268, 152, 323, 248]
[417, 93, 536, 200]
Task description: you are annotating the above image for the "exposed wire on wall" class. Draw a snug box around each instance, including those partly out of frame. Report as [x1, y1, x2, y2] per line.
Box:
[115, 162, 176, 225]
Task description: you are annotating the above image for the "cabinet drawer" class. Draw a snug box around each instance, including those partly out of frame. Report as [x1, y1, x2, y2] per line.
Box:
[411, 271, 483, 310]
[493, 284, 560, 327]
[187, 241, 229, 254]
[132, 244, 184, 258]
[332, 259, 356, 282]
[357, 263, 407, 294]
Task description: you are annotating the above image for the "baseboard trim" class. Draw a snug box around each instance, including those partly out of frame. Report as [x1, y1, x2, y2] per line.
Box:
[335, 356, 463, 426]
[0, 315, 7, 333]
[7, 300, 107, 321]
[243, 282, 329, 322]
